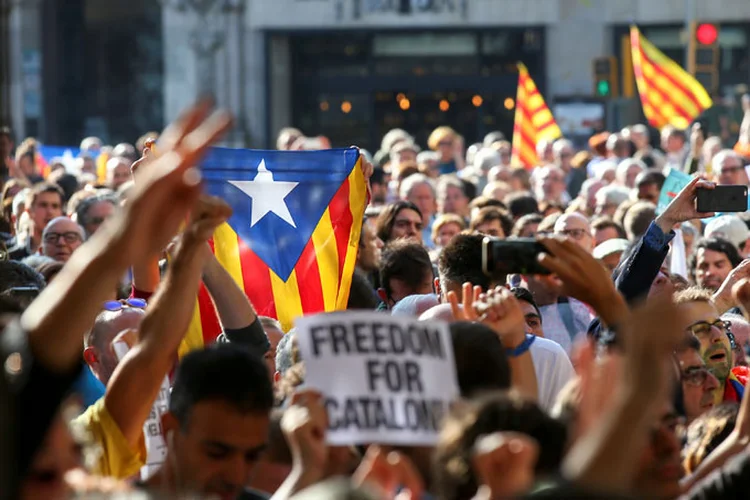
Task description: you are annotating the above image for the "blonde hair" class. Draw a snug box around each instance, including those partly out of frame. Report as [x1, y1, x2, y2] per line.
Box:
[432, 213, 466, 244]
[428, 126, 456, 151]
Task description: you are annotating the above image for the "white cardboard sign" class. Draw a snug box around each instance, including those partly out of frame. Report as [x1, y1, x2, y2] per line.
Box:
[295, 312, 459, 446]
[113, 342, 169, 480]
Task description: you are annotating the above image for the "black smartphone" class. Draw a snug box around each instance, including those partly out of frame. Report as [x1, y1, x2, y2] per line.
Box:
[696, 185, 748, 213]
[482, 237, 550, 277]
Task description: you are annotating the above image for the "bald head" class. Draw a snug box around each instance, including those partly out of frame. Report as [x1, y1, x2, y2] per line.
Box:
[418, 303, 459, 322]
[553, 213, 594, 253]
[391, 294, 440, 318]
[42, 216, 85, 262]
[84, 308, 145, 384]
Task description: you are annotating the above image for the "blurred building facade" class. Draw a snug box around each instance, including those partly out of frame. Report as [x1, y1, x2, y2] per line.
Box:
[2, 0, 750, 150]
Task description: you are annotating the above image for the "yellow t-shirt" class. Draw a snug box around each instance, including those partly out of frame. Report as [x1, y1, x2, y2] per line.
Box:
[71, 397, 147, 479]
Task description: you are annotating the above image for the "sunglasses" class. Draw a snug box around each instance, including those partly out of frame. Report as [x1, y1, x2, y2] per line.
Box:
[103, 298, 147, 311]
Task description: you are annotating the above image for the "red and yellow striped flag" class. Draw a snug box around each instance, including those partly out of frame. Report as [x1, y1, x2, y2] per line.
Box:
[177, 148, 368, 356]
[511, 63, 562, 169]
[630, 25, 713, 130]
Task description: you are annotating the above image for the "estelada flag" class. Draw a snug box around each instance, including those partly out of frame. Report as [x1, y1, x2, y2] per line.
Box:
[511, 63, 562, 169]
[630, 25, 713, 130]
[179, 148, 367, 354]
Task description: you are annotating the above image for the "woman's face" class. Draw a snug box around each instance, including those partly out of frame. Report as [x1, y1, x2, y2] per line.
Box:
[435, 222, 462, 247]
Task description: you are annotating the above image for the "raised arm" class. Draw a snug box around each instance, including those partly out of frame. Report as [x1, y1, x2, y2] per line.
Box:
[21, 101, 231, 374]
[105, 196, 231, 446]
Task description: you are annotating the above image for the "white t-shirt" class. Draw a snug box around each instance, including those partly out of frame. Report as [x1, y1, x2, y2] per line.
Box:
[530, 336, 575, 411]
[539, 298, 594, 355]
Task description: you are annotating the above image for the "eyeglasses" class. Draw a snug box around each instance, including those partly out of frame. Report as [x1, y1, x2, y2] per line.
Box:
[720, 165, 744, 174]
[44, 231, 83, 244]
[557, 228, 589, 240]
[686, 319, 731, 339]
[681, 366, 713, 387]
[102, 298, 148, 311]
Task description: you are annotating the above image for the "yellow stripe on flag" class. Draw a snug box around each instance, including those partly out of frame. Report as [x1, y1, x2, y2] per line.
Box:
[511, 63, 561, 169]
[311, 208, 340, 312]
[270, 269, 304, 332]
[212, 222, 244, 288]
[630, 25, 712, 129]
[179, 298, 205, 358]
[337, 158, 368, 310]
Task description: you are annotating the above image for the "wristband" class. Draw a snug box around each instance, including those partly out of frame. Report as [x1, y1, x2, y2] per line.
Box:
[505, 334, 536, 357]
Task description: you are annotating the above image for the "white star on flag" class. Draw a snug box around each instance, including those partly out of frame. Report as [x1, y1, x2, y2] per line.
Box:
[229, 159, 299, 228]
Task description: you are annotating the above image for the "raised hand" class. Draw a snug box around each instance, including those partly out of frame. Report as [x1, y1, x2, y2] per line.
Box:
[655, 175, 715, 233]
[108, 100, 232, 266]
[281, 389, 329, 484]
[471, 432, 539, 499]
[352, 445, 424, 500]
[714, 259, 750, 314]
[447, 282, 526, 347]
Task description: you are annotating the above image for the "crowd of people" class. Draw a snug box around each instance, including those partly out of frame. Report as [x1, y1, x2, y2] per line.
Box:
[5, 99, 750, 499]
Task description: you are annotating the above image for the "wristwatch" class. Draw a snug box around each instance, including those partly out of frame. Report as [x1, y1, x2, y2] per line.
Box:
[505, 334, 536, 357]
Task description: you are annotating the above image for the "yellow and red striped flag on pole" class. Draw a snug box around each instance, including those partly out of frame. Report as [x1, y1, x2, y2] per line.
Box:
[511, 63, 562, 169]
[630, 25, 713, 130]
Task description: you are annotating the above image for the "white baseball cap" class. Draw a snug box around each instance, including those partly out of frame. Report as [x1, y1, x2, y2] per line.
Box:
[705, 215, 750, 251]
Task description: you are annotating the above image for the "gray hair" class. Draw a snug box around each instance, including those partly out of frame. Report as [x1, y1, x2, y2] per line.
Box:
[73, 192, 119, 231]
[42, 216, 85, 241]
[713, 149, 743, 170]
[595, 185, 631, 207]
[615, 158, 646, 186]
[275, 328, 298, 377]
[399, 173, 436, 200]
[473, 148, 502, 173]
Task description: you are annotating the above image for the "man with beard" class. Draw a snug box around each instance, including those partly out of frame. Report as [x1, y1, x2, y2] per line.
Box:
[675, 287, 749, 405]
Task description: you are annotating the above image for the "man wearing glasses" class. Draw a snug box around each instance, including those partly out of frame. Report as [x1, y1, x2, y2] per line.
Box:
[41, 216, 85, 263]
[674, 335, 720, 424]
[553, 213, 595, 254]
[675, 287, 750, 405]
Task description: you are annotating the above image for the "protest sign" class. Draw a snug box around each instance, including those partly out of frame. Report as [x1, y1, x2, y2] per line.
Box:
[113, 342, 169, 480]
[657, 168, 692, 215]
[295, 311, 459, 446]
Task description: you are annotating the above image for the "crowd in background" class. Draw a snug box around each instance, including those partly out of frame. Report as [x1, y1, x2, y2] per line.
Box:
[6, 98, 750, 498]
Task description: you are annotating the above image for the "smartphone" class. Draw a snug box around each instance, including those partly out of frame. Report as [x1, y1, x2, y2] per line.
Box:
[482, 237, 550, 277]
[696, 185, 748, 213]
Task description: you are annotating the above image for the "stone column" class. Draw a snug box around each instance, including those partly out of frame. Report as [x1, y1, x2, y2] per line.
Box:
[160, 0, 245, 145]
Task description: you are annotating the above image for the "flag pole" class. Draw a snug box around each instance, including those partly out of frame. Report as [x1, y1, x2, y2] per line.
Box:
[684, 0, 696, 68]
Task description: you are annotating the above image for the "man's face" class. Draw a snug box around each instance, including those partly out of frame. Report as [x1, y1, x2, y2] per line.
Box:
[716, 157, 749, 186]
[695, 248, 733, 291]
[633, 401, 683, 499]
[390, 208, 423, 243]
[109, 163, 131, 190]
[638, 183, 660, 205]
[626, 166, 642, 188]
[395, 148, 417, 165]
[679, 300, 733, 396]
[29, 192, 63, 235]
[540, 168, 565, 200]
[435, 222, 462, 248]
[518, 222, 539, 238]
[358, 219, 383, 273]
[166, 401, 270, 500]
[263, 326, 284, 380]
[407, 183, 436, 222]
[439, 185, 469, 217]
[42, 218, 83, 262]
[630, 130, 648, 149]
[518, 300, 543, 337]
[84, 201, 116, 236]
[554, 215, 594, 253]
[474, 219, 504, 238]
[593, 226, 620, 246]
[649, 269, 674, 298]
[555, 147, 573, 170]
[665, 134, 684, 154]
[387, 275, 433, 307]
[675, 349, 719, 423]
